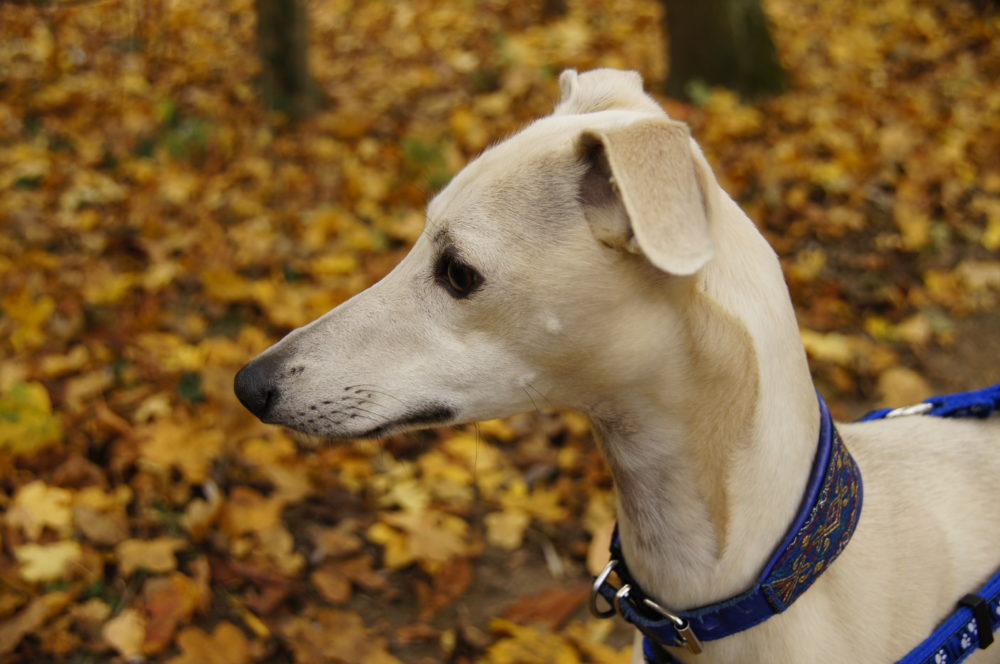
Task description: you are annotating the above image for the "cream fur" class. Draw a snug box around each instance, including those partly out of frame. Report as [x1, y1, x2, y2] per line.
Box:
[238, 69, 1000, 663]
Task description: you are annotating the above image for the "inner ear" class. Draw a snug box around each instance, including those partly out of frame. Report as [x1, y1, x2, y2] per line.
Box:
[578, 136, 637, 253]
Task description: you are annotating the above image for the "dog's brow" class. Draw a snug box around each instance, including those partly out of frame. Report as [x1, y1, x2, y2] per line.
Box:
[432, 228, 452, 245]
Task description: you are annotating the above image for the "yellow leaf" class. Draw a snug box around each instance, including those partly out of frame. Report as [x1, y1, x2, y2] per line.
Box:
[378, 477, 430, 512]
[499, 480, 568, 523]
[366, 522, 414, 570]
[370, 508, 469, 573]
[39, 345, 91, 377]
[165, 623, 251, 664]
[220, 486, 284, 538]
[0, 382, 63, 455]
[103, 608, 146, 659]
[200, 268, 252, 302]
[877, 367, 932, 409]
[7, 480, 73, 540]
[564, 621, 632, 664]
[309, 253, 358, 277]
[893, 206, 931, 251]
[786, 248, 827, 283]
[484, 509, 530, 550]
[82, 271, 139, 306]
[484, 619, 581, 664]
[3, 289, 54, 351]
[15, 541, 83, 583]
[73, 485, 132, 546]
[800, 329, 854, 366]
[982, 215, 1000, 251]
[138, 417, 225, 482]
[115, 537, 185, 576]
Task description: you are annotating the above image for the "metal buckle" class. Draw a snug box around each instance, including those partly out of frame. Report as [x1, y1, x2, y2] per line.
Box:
[640, 596, 704, 655]
[589, 559, 619, 618]
[885, 402, 933, 418]
[590, 558, 704, 655]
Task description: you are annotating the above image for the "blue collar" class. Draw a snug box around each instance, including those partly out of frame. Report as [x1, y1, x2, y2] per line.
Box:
[591, 394, 863, 661]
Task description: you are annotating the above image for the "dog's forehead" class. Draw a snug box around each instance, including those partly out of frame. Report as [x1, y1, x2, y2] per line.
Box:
[425, 109, 655, 240]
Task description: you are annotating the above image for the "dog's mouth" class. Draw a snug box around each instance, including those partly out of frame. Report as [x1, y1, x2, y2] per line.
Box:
[352, 404, 456, 439]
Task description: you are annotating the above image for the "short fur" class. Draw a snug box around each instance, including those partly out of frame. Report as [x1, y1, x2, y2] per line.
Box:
[236, 69, 1000, 663]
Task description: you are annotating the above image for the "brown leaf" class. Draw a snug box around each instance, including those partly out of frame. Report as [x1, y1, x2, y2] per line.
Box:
[0, 591, 74, 655]
[418, 555, 473, 620]
[501, 585, 590, 631]
[311, 564, 351, 604]
[116, 537, 185, 576]
[165, 622, 251, 664]
[141, 572, 205, 654]
[279, 608, 402, 664]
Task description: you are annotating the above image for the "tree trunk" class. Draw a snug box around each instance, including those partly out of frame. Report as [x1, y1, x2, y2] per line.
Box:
[661, 0, 786, 101]
[254, 0, 316, 120]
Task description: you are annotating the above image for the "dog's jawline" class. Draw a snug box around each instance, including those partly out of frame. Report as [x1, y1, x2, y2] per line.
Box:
[354, 404, 455, 438]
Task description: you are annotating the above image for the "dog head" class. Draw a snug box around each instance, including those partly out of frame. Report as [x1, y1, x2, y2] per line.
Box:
[234, 69, 723, 438]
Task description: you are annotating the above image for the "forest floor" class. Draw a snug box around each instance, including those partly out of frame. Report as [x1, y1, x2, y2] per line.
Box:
[1, 0, 998, 662]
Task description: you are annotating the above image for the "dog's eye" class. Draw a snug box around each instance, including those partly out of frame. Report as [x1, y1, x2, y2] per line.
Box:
[435, 251, 483, 299]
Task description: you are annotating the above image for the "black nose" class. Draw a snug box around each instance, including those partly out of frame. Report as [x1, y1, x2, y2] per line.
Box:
[234, 356, 282, 421]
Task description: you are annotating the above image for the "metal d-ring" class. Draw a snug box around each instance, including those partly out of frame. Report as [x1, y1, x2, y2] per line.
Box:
[589, 559, 619, 618]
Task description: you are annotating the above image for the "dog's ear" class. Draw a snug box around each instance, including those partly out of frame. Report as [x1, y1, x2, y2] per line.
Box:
[578, 119, 715, 276]
[556, 69, 663, 116]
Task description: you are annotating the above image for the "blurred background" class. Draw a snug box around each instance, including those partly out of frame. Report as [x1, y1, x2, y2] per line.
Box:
[0, 0, 998, 662]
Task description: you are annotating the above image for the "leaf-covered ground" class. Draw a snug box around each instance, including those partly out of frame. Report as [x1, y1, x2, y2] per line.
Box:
[1, 0, 998, 662]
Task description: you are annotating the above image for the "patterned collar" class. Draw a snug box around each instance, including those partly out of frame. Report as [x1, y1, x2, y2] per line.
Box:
[591, 394, 863, 662]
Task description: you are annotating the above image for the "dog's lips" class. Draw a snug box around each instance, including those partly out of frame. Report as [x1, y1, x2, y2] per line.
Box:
[280, 402, 457, 440]
[353, 404, 456, 438]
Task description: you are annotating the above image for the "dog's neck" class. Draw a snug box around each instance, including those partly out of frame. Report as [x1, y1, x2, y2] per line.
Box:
[588, 196, 819, 610]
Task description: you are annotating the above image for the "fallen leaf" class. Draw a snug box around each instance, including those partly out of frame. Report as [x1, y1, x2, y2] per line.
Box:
[6, 480, 74, 540]
[484, 618, 581, 664]
[116, 537, 185, 576]
[0, 592, 73, 656]
[164, 622, 251, 664]
[502, 585, 590, 631]
[311, 565, 351, 603]
[485, 508, 530, 550]
[876, 366, 932, 408]
[279, 608, 402, 664]
[103, 608, 146, 659]
[0, 383, 64, 455]
[15, 541, 83, 583]
[142, 572, 206, 653]
[370, 508, 469, 573]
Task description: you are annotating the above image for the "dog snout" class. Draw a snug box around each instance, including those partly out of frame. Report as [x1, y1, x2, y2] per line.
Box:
[234, 354, 284, 421]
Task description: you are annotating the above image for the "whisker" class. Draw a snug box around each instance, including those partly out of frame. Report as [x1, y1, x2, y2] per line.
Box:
[344, 385, 406, 405]
[345, 404, 386, 419]
[521, 385, 540, 412]
[473, 421, 481, 482]
[525, 382, 554, 409]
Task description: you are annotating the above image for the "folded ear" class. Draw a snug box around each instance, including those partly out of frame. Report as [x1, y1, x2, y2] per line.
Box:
[556, 68, 664, 116]
[578, 119, 715, 276]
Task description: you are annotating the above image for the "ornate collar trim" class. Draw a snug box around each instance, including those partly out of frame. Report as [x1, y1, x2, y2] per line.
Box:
[591, 394, 863, 658]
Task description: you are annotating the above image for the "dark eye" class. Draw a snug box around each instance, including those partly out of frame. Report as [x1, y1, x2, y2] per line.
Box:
[435, 251, 483, 299]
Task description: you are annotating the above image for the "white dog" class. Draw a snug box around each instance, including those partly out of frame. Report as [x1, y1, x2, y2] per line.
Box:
[235, 69, 1000, 663]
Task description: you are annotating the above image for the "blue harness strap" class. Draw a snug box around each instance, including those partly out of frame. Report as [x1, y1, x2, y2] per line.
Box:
[860, 382, 1000, 422]
[591, 382, 1000, 664]
[863, 383, 1000, 664]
